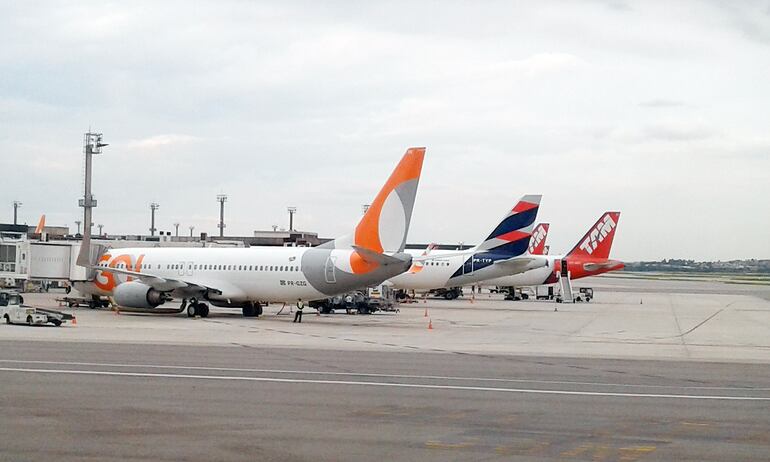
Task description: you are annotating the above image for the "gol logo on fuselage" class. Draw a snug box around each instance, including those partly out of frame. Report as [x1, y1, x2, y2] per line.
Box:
[94, 253, 145, 291]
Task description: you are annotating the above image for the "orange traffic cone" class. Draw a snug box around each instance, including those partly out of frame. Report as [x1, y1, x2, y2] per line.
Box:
[113, 306, 120, 315]
[428, 318, 433, 330]
[71, 317, 77, 326]
[424, 307, 428, 317]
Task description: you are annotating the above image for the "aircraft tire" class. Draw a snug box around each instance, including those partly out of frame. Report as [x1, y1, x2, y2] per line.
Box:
[186, 304, 197, 317]
[198, 303, 209, 317]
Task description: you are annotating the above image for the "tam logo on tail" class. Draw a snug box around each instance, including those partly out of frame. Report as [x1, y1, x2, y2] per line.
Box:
[528, 223, 549, 255]
[579, 215, 616, 255]
[568, 212, 621, 260]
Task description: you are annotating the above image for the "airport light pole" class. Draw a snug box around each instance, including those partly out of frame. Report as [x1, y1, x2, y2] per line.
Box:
[75, 131, 107, 268]
[173, 222, 180, 237]
[149, 203, 159, 236]
[216, 194, 227, 237]
[79, 132, 106, 235]
[75, 221, 82, 235]
[98, 224, 104, 236]
[189, 225, 195, 237]
[287, 206, 296, 231]
[12, 201, 22, 225]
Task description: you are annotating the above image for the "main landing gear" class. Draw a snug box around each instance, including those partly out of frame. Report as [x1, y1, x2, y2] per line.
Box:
[183, 298, 210, 318]
[242, 301, 263, 317]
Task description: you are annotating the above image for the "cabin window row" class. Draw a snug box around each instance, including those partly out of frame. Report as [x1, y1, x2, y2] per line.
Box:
[99, 262, 301, 272]
[425, 261, 450, 266]
[165, 263, 300, 272]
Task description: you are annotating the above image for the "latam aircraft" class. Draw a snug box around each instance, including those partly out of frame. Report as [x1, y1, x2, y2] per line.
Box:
[387, 195, 548, 293]
[79, 147, 426, 317]
[482, 212, 623, 289]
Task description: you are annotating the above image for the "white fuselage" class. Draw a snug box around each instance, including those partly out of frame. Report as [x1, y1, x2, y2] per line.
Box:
[387, 249, 547, 290]
[90, 246, 411, 303]
[387, 250, 463, 290]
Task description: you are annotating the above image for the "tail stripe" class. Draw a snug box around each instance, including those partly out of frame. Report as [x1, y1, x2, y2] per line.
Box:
[485, 207, 539, 241]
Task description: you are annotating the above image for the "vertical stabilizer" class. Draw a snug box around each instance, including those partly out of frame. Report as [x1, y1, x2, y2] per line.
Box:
[528, 223, 550, 255]
[566, 212, 621, 260]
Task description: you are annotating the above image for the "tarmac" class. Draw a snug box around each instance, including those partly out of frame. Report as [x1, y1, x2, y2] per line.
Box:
[0, 276, 769, 461]
[3, 276, 770, 363]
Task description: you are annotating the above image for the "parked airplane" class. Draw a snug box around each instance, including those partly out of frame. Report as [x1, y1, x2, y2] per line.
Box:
[482, 212, 623, 289]
[387, 195, 548, 294]
[77, 147, 426, 317]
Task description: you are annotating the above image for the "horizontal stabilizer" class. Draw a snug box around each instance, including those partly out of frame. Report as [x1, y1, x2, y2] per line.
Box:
[351, 245, 408, 266]
[493, 256, 548, 274]
[412, 248, 475, 262]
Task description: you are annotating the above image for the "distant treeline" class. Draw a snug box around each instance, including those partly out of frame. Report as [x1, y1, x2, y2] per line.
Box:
[625, 259, 770, 274]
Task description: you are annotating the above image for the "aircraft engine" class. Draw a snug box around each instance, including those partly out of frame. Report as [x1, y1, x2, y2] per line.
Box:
[113, 281, 167, 308]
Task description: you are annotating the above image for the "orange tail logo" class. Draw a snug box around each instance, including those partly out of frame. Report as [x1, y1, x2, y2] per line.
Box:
[350, 147, 425, 274]
[34, 215, 46, 234]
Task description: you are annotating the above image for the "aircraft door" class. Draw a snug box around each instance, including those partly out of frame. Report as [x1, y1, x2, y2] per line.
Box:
[186, 262, 194, 276]
[324, 256, 337, 284]
[178, 262, 185, 276]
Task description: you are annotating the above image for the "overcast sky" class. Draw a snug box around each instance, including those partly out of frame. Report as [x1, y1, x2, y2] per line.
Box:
[1, 1, 769, 261]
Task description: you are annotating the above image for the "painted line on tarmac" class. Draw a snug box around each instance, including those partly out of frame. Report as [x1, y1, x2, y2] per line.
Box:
[0, 359, 767, 392]
[0, 367, 768, 401]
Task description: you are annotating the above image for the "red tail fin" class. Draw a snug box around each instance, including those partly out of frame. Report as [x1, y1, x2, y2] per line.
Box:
[528, 223, 549, 255]
[567, 212, 620, 260]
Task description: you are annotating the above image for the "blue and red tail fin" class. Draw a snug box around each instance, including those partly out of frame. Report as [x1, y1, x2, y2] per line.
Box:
[528, 223, 549, 255]
[476, 194, 542, 257]
[567, 212, 621, 260]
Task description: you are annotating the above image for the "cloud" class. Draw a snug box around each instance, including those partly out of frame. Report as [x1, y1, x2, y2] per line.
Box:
[0, 2, 769, 260]
[638, 99, 686, 108]
[643, 123, 717, 142]
[126, 134, 203, 151]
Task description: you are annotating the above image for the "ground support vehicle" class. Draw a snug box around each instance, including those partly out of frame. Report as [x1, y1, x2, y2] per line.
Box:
[1, 290, 74, 327]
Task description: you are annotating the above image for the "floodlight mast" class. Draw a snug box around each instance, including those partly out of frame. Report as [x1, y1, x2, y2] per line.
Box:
[287, 207, 297, 231]
[12, 201, 22, 225]
[217, 194, 227, 237]
[76, 132, 107, 267]
[150, 203, 159, 236]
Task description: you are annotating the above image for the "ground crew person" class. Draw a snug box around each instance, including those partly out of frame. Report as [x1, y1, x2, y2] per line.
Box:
[293, 299, 304, 323]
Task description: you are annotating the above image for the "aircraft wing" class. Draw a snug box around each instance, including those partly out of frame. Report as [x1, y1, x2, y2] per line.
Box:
[94, 266, 222, 295]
